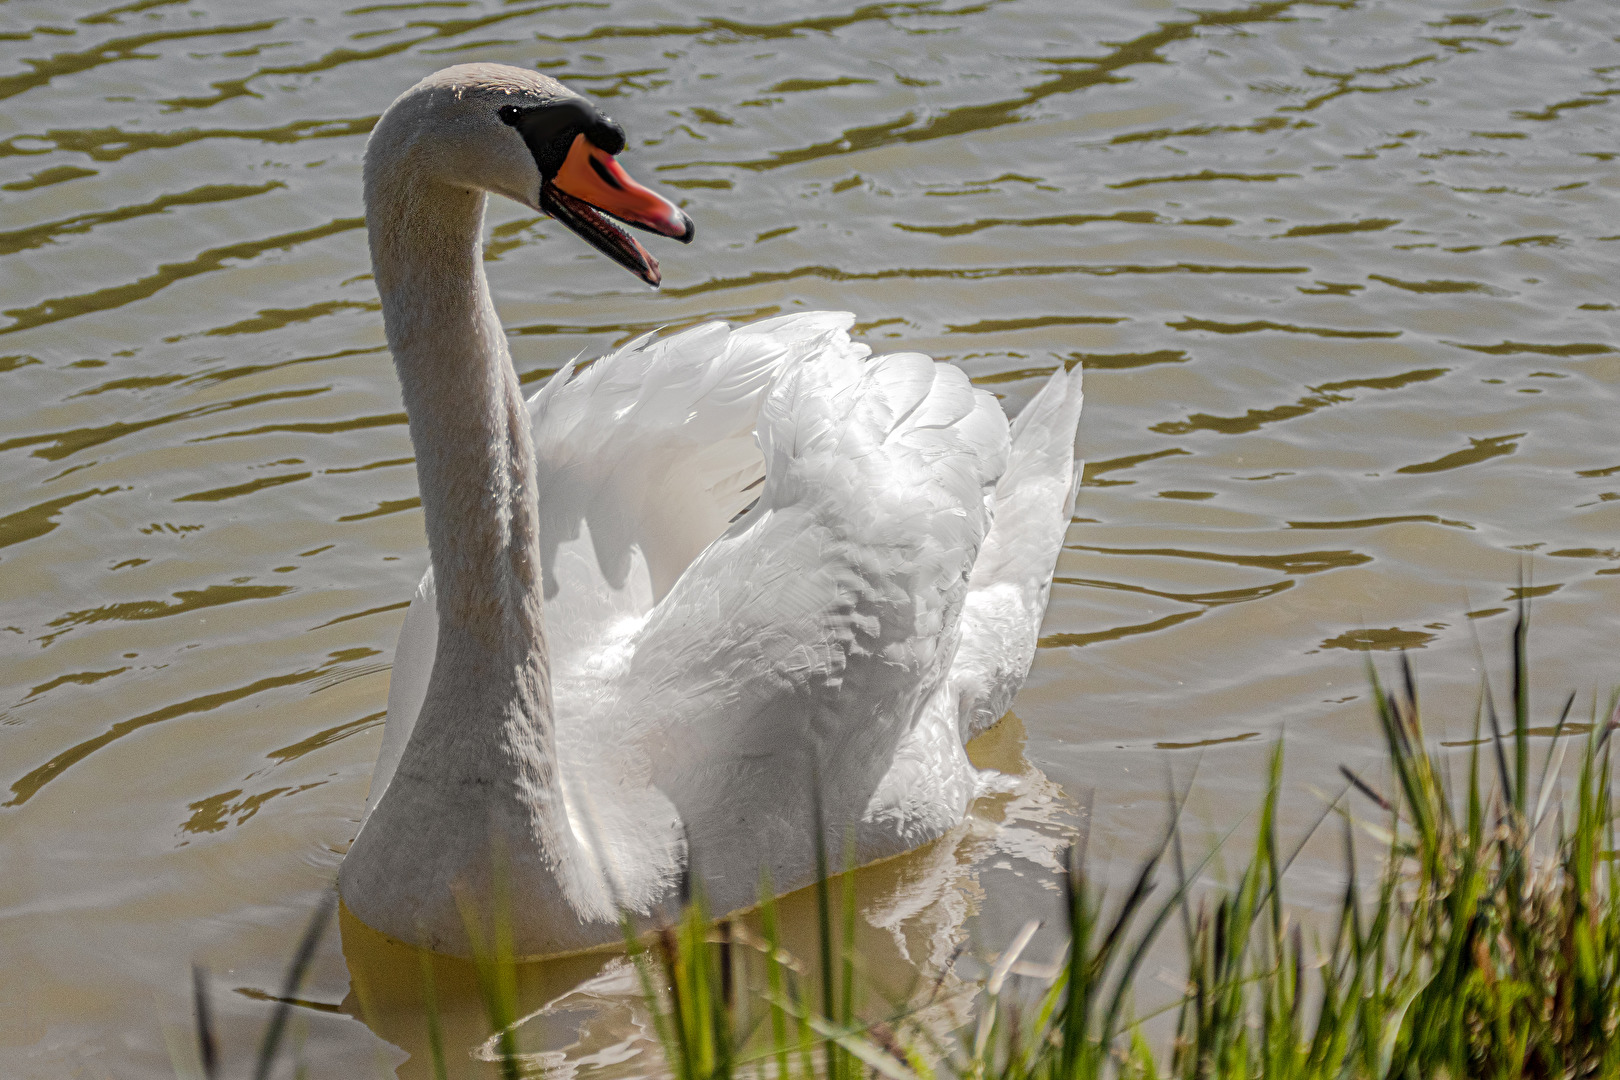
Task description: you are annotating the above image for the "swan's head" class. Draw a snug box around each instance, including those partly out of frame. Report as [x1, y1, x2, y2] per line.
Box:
[367, 63, 693, 286]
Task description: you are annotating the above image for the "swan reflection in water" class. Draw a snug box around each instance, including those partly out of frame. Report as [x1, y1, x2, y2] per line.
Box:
[338, 715, 1072, 1079]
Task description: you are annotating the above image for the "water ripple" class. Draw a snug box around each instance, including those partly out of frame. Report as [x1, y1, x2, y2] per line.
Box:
[0, 217, 364, 336]
[0, 18, 278, 103]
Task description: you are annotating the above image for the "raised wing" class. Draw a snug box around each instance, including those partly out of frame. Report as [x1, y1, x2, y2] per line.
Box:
[594, 348, 1011, 894]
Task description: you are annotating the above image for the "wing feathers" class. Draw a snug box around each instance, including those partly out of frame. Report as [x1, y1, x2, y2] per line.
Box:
[612, 345, 1017, 873]
[639, 347, 1009, 734]
[532, 312, 864, 625]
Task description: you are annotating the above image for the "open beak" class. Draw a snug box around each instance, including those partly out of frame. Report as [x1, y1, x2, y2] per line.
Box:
[542, 133, 694, 287]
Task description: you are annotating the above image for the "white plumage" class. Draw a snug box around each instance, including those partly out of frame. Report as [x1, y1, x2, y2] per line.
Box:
[339, 64, 1083, 957]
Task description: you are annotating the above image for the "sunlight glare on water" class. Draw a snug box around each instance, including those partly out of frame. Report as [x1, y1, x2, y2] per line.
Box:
[0, 0, 1617, 1075]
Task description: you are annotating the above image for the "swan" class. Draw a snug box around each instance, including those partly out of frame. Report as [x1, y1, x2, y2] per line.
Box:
[338, 63, 1085, 958]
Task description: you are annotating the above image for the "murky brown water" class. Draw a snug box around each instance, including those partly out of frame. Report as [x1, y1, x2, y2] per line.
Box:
[2, 0, 1617, 1074]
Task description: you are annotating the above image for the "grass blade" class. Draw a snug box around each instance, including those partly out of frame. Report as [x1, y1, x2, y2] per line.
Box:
[192, 965, 219, 1080]
[252, 889, 336, 1080]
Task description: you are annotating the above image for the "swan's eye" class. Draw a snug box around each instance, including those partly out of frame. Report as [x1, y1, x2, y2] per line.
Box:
[497, 104, 522, 126]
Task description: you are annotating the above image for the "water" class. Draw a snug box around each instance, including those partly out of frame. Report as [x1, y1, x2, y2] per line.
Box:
[1, 0, 1616, 1073]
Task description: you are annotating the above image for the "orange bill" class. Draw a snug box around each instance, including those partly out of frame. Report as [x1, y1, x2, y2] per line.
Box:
[540, 134, 693, 287]
[553, 133, 693, 240]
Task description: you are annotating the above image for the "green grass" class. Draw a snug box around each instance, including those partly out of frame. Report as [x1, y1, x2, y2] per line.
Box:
[192, 604, 1619, 1078]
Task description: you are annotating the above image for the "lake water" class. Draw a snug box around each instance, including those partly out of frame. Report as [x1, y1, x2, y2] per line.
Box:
[1, 0, 1617, 1075]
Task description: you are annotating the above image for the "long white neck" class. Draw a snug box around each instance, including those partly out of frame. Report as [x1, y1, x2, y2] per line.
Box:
[373, 182, 547, 675]
[341, 170, 597, 953]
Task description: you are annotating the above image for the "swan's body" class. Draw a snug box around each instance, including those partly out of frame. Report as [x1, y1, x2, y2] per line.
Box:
[339, 64, 1084, 958]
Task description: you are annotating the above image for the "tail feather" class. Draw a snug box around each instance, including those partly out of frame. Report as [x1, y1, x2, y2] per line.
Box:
[950, 364, 1084, 743]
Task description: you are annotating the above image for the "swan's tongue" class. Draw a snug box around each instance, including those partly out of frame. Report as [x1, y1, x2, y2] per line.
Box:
[543, 133, 694, 287]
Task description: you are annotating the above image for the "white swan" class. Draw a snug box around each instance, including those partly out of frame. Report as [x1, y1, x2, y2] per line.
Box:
[338, 63, 1085, 958]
